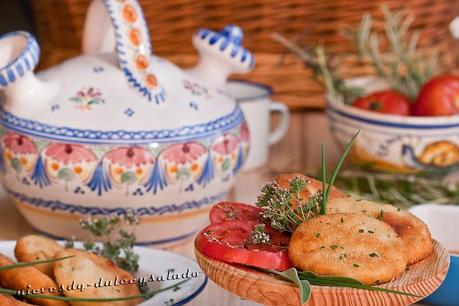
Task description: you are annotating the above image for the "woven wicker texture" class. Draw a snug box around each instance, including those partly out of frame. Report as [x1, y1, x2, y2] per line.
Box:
[30, 0, 459, 109]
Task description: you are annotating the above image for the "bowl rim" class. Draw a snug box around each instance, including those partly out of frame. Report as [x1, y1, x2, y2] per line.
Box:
[327, 76, 459, 127]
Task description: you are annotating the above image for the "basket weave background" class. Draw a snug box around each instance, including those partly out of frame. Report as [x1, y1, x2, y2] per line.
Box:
[30, 0, 459, 109]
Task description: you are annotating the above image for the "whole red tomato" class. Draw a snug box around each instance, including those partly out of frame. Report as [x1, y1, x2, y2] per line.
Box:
[352, 90, 411, 115]
[412, 75, 459, 116]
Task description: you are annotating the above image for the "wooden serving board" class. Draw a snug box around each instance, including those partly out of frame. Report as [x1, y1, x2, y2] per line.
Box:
[195, 240, 449, 306]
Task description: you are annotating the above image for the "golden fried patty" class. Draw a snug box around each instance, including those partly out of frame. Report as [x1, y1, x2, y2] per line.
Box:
[289, 213, 407, 285]
[53, 249, 142, 306]
[0, 294, 36, 306]
[15, 235, 64, 278]
[0, 254, 68, 306]
[327, 197, 433, 264]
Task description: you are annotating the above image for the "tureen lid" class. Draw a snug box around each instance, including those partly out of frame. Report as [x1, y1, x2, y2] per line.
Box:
[0, 0, 253, 145]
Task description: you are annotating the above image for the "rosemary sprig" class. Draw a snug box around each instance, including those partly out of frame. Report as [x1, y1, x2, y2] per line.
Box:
[335, 167, 459, 207]
[272, 33, 364, 104]
[344, 6, 438, 99]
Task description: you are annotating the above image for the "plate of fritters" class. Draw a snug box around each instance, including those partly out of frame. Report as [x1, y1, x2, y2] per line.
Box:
[195, 174, 450, 306]
[0, 236, 207, 306]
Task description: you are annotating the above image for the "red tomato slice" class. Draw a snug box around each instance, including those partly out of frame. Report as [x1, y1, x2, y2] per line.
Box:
[196, 221, 292, 271]
[209, 202, 262, 224]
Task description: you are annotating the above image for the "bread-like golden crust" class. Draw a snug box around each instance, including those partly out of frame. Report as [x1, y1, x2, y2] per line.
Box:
[289, 213, 408, 285]
[327, 197, 433, 264]
[276, 173, 345, 209]
[0, 254, 68, 306]
[0, 294, 36, 306]
[53, 249, 142, 306]
[15, 235, 64, 278]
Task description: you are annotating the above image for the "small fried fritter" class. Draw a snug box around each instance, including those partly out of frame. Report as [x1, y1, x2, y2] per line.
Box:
[275, 173, 345, 208]
[289, 213, 407, 285]
[0, 254, 68, 306]
[53, 249, 142, 306]
[0, 294, 36, 305]
[15, 235, 64, 278]
[327, 197, 433, 264]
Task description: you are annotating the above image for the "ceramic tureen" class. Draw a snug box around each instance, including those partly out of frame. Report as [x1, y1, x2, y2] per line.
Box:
[0, 0, 254, 246]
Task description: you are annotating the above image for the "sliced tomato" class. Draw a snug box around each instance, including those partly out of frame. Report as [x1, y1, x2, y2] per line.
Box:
[196, 221, 292, 271]
[209, 201, 262, 224]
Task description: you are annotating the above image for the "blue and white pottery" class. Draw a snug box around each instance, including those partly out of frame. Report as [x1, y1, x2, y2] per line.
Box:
[327, 77, 459, 173]
[409, 204, 459, 306]
[0, 0, 253, 246]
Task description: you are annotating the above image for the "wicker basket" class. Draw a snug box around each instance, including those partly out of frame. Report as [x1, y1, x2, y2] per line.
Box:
[30, 0, 459, 109]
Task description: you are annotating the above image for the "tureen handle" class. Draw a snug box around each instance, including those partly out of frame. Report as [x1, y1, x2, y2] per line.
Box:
[187, 24, 254, 88]
[82, 0, 166, 104]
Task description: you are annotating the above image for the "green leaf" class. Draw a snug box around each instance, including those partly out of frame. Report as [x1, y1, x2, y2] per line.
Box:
[268, 268, 311, 303]
[297, 271, 421, 298]
[0, 256, 74, 272]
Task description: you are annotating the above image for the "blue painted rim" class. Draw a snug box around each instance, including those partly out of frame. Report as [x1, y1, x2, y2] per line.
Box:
[328, 106, 459, 129]
[172, 276, 208, 306]
[0, 105, 244, 144]
[227, 79, 273, 102]
[7, 187, 226, 218]
[0, 31, 39, 87]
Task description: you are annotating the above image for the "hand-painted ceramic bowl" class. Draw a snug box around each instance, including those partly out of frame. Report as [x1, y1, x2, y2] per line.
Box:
[0, 0, 254, 246]
[409, 204, 459, 306]
[327, 77, 459, 173]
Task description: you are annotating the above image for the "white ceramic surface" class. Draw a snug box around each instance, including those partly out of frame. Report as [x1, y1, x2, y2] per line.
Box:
[226, 81, 289, 170]
[0, 240, 207, 305]
[0, 0, 253, 246]
[327, 77, 459, 173]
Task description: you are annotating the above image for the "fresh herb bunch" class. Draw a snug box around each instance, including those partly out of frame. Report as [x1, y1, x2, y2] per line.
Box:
[335, 167, 459, 207]
[272, 33, 364, 104]
[65, 210, 140, 274]
[345, 6, 438, 99]
[256, 132, 358, 232]
[256, 177, 323, 233]
[273, 6, 439, 103]
[250, 224, 271, 244]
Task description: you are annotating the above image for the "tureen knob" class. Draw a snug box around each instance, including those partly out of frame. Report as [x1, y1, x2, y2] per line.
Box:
[187, 24, 255, 88]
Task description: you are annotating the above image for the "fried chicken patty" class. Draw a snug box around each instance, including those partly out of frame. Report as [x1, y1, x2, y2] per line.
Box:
[15, 235, 64, 278]
[327, 197, 433, 264]
[0, 254, 68, 306]
[0, 294, 36, 305]
[53, 249, 142, 306]
[289, 213, 407, 285]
